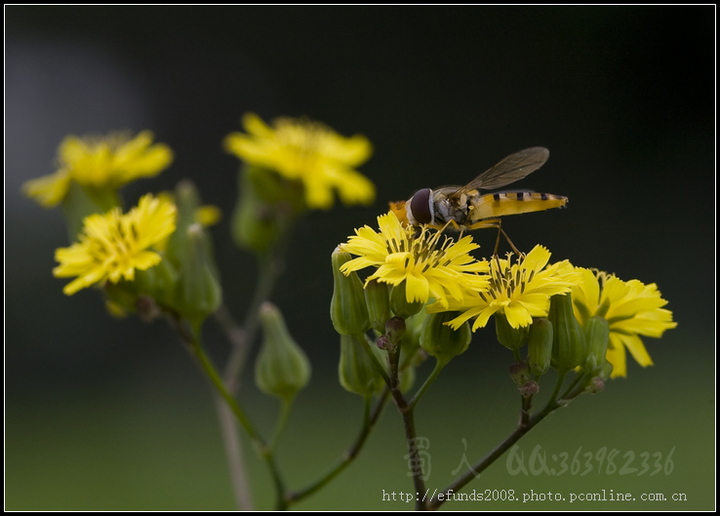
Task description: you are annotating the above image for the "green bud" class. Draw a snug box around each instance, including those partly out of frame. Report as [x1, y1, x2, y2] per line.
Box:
[385, 317, 406, 344]
[255, 302, 312, 401]
[509, 361, 531, 387]
[583, 316, 610, 374]
[586, 376, 605, 394]
[495, 312, 529, 352]
[338, 333, 384, 397]
[62, 181, 121, 242]
[401, 309, 427, 364]
[419, 311, 471, 365]
[364, 279, 392, 334]
[549, 293, 587, 373]
[133, 256, 179, 310]
[330, 247, 370, 335]
[165, 180, 203, 267]
[599, 360, 614, 380]
[231, 166, 302, 254]
[527, 317, 553, 377]
[389, 281, 424, 319]
[175, 224, 222, 327]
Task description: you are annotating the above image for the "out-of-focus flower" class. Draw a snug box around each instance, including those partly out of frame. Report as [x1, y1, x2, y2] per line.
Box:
[23, 131, 173, 208]
[224, 113, 374, 209]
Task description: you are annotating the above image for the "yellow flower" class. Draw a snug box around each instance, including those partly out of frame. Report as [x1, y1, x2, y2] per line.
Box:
[571, 268, 677, 378]
[339, 211, 489, 308]
[434, 245, 581, 331]
[224, 113, 375, 209]
[23, 131, 173, 208]
[53, 194, 177, 295]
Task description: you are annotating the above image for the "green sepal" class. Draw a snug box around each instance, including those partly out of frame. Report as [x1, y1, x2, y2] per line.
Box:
[364, 279, 392, 335]
[389, 282, 424, 319]
[174, 224, 222, 328]
[583, 315, 609, 374]
[549, 293, 587, 373]
[419, 310, 471, 365]
[527, 317, 553, 377]
[495, 312, 529, 352]
[338, 333, 384, 397]
[330, 247, 370, 335]
[255, 303, 312, 402]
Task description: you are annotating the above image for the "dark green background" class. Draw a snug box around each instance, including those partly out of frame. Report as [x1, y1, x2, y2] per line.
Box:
[6, 6, 714, 510]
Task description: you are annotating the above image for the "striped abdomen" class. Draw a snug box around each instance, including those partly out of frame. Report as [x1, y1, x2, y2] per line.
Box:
[469, 191, 568, 222]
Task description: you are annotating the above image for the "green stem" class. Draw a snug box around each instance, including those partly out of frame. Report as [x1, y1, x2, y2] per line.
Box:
[427, 371, 574, 510]
[407, 358, 445, 411]
[180, 323, 287, 509]
[286, 390, 389, 505]
[386, 344, 427, 510]
[211, 236, 289, 510]
[270, 397, 295, 452]
[189, 332, 264, 446]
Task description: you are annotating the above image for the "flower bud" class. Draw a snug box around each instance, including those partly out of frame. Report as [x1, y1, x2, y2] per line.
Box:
[583, 315, 609, 374]
[527, 317, 553, 377]
[586, 376, 605, 394]
[549, 293, 587, 373]
[510, 361, 531, 387]
[495, 312, 529, 352]
[385, 316, 406, 344]
[133, 256, 179, 310]
[338, 333, 384, 397]
[389, 281, 424, 319]
[164, 180, 202, 266]
[231, 166, 302, 254]
[519, 380, 540, 398]
[330, 247, 370, 335]
[175, 224, 222, 327]
[364, 279, 392, 334]
[255, 302, 311, 401]
[419, 311, 471, 365]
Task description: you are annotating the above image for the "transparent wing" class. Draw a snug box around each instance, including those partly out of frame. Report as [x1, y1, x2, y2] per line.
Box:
[456, 147, 550, 194]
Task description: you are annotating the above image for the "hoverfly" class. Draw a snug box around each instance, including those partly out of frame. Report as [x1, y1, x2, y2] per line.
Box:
[389, 147, 567, 253]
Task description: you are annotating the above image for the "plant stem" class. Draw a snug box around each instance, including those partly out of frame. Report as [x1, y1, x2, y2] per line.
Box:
[427, 371, 575, 510]
[407, 358, 445, 411]
[386, 344, 427, 510]
[179, 322, 287, 509]
[285, 390, 389, 505]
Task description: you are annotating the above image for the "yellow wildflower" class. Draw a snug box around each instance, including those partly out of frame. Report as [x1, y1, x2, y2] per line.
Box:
[23, 131, 173, 207]
[571, 267, 677, 378]
[434, 245, 581, 331]
[339, 211, 489, 308]
[53, 194, 177, 295]
[224, 113, 375, 209]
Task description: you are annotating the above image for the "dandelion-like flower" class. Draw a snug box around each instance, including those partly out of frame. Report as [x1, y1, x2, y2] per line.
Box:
[224, 113, 375, 210]
[433, 245, 581, 331]
[23, 131, 173, 208]
[339, 211, 489, 308]
[53, 194, 177, 295]
[571, 267, 677, 378]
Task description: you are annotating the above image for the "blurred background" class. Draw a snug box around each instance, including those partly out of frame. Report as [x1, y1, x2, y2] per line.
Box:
[6, 6, 714, 511]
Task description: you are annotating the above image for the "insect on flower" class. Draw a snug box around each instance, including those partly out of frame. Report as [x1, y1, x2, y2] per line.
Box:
[389, 147, 567, 253]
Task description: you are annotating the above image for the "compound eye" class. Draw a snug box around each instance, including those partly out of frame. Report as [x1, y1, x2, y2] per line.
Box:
[409, 188, 433, 225]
